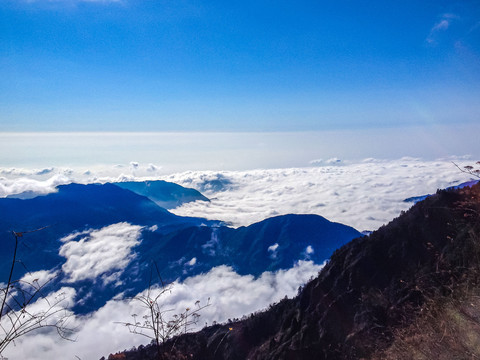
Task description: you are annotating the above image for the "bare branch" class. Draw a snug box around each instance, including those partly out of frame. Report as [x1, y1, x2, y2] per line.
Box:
[452, 161, 480, 179]
[117, 263, 210, 359]
[0, 227, 75, 355]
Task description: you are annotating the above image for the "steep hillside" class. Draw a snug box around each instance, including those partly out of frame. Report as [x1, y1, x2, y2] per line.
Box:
[110, 183, 480, 359]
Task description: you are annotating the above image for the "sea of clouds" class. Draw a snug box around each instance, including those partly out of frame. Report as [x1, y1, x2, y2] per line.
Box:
[1, 157, 478, 359]
[165, 158, 470, 231]
[1, 157, 474, 231]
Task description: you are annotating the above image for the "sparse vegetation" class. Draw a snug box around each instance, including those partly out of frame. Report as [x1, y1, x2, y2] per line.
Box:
[116, 263, 209, 360]
[0, 229, 74, 356]
[375, 294, 480, 360]
[452, 160, 480, 179]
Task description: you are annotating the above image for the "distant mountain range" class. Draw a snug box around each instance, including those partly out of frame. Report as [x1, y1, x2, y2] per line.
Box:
[0, 180, 361, 314]
[0, 183, 213, 279]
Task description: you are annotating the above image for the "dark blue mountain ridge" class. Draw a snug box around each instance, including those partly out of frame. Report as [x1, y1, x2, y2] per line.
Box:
[73, 214, 361, 313]
[0, 183, 217, 279]
[6, 179, 209, 209]
[0, 182, 361, 314]
[114, 180, 209, 209]
[137, 214, 361, 281]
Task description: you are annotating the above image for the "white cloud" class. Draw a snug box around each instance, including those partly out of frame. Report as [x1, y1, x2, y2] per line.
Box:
[201, 228, 220, 256]
[21, 286, 77, 314]
[169, 261, 323, 324]
[0, 158, 475, 232]
[427, 14, 458, 44]
[1, 286, 76, 359]
[19, 269, 59, 290]
[432, 19, 450, 32]
[0, 167, 54, 177]
[303, 245, 315, 260]
[166, 158, 471, 231]
[147, 163, 161, 172]
[268, 243, 279, 252]
[59, 229, 91, 243]
[309, 158, 342, 166]
[101, 271, 124, 287]
[148, 224, 159, 232]
[268, 243, 279, 259]
[59, 223, 143, 283]
[3, 261, 322, 360]
[309, 159, 323, 165]
[326, 157, 342, 164]
[0, 173, 69, 198]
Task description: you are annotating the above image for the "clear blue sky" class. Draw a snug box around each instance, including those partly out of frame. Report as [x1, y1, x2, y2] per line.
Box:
[1, 0, 479, 132]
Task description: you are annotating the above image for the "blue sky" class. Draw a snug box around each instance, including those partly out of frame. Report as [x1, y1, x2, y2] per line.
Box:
[1, 0, 479, 132]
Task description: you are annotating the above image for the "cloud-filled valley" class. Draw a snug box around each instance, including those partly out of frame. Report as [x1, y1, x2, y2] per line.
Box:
[4, 256, 322, 360]
[1, 157, 478, 359]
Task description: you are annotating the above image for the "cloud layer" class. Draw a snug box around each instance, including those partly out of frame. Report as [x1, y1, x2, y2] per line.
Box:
[165, 158, 473, 231]
[2, 157, 477, 358]
[4, 261, 322, 360]
[1, 158, 475, 231]
[19, 269, 59, 290]
[59, 223, 143, 283]
[0, 173, 70, 198]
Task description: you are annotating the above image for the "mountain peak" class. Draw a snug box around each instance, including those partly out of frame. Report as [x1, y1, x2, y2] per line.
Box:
[114, 180, 209, 209]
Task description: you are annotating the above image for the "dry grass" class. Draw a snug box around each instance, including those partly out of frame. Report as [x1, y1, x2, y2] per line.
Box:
[373, 288, 480, 360]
